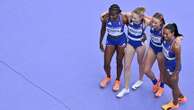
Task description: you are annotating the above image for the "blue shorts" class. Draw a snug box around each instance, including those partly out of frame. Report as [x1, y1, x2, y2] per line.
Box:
[150, 42, 162, 55]
[127, 38, 144, 49]
[106, 33, 127, 46]
[165, 59, 181, 75]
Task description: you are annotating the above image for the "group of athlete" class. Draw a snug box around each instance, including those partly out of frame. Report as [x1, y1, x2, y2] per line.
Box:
[99, 4, 187, 110]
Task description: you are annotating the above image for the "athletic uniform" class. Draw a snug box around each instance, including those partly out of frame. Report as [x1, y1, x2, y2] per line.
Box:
[150, 27, 163, 54]
[161, 38, 187, 110]
[106, 15, 126, 46]
[127, 22, 146, 49]
[162, 39, 181, 74]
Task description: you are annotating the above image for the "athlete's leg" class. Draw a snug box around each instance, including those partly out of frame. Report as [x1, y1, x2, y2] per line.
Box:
[100, 45, 116, 88]
[112, 45, 125, 91]
[116, 44, 135, 98]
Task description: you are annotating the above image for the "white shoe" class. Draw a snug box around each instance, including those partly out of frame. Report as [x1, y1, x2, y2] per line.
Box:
[132, 80, 143, 90]
[116, 88, 129, 98]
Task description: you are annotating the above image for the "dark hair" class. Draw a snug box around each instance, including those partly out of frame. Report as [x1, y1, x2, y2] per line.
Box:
[164, 23, 183, 37]
[109, 4, 121, 14]
[153, 12, 165, 26]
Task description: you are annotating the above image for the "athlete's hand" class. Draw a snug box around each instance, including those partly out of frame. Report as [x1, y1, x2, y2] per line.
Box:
[100, 43, 105, 52]
[142, 33, 147, 42]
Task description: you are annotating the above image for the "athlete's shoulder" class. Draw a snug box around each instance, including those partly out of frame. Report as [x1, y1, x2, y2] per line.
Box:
[175, 36, 183, 45]
[173, 37, 182, 50]
[100, 11, 109, 22]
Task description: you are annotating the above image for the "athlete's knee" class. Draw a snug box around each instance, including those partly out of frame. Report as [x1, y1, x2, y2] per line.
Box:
[116, 55, 123, 62]
[124, 62, 131, 71]
[168, 79, 177, 89]
[143, 66, 150, 74]
[169, 74, 178, 82]
[137, 56, 144, 65]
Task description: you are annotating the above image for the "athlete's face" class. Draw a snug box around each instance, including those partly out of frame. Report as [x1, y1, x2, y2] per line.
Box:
[109, 10, 119, 21]
[163, 28, 174, 41]
[131, 12, 142, 24]
[151, 17, 162, 29]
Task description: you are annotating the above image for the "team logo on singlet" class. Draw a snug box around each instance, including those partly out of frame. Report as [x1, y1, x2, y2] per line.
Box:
[151, 34, 162, 43]
[108, 22, 112, 25]
[127, 24, 143, 36]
